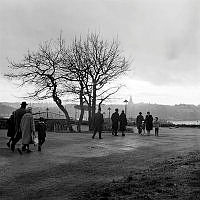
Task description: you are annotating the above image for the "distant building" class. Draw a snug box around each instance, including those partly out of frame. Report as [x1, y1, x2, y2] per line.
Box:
[127, 96, 134, 119]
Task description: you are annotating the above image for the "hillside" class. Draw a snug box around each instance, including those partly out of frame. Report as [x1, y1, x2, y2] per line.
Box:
[1, 102, 200, 121]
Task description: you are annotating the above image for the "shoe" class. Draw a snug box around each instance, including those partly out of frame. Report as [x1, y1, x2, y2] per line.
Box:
[11, 144, 15, 152]
[17, 148, 22, 155]
[26, 149, 32, 153]
[122, 134, 125, 136]
[114, 134, 118, 136]
[7, 142, 10, 148]
[99, 137, 103, 139]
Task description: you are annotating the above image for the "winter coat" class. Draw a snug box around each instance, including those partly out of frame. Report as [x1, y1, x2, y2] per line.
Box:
[37, 121, 47, 139]
[119, 113, 127, 131]
[111, 112, 119, 130]
[136, 114, 144, 129]
[7, 114, 15, 138]
[145, 114, 153, 131]
[14, 107, 26, 136]
[20, 113, 35, 145]
[94, 112, 104, 131]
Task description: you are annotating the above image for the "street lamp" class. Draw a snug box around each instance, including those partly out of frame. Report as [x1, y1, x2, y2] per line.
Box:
[46, 107, 49, 119]
[124, 99, 128, 115]
[108, 107, 111, 124]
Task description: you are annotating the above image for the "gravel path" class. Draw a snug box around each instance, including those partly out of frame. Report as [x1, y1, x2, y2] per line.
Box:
[0, 127, 200, 199]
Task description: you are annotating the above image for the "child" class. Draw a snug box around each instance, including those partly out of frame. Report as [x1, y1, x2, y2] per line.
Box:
[37, 117, 46, 151]
[142, 120, 145, 135]
[154, 117, 160, 136]
[6, 112, 15, 148]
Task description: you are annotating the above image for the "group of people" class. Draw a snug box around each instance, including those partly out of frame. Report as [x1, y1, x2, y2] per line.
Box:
[136, 111, 160, 136]
[92, 108, 127, 139]
[6, 102, 47, 154]
[92, 108, 160, 139]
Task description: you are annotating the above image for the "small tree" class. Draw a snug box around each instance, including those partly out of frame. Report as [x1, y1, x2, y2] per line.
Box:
[5, 36, 74, 130]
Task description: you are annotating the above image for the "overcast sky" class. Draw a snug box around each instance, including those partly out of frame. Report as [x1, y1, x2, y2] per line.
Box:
[0, 0, 200, 105]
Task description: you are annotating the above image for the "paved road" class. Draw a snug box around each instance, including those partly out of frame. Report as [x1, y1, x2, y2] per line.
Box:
[0, 127, 200, 199]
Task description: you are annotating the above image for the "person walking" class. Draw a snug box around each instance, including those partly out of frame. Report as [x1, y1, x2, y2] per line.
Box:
[20, 107, 35, 153]
[111, 108, 119, 136]
[11, 101, 28, 152]
[119, 110, 127, 136]
[145, 111, 153, 136]
[92, 107, 104, 139]
[37, 117, 47, 151]
[136, 112, 144, 134]
[6, 112, 15, 148]
[154, 117, 160, 136]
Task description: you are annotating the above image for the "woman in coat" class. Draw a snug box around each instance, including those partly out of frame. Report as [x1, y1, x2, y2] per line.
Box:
[145, 111, 153, 136]
[20, 107, 35, 152]
[119, 110, 127, 136]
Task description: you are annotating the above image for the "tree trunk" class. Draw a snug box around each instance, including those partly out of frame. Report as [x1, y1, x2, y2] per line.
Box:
[91, 83, 97, 130]
[77, 86, 84, 132]
[52, 93, 73, 132]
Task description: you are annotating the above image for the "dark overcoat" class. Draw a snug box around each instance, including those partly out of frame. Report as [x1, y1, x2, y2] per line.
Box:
[7, 113, 15, 138]
[136, 114, 144, 129]
[37, 121, 47, 139]
[119, 113, 127, 131]
[111, 112, 119, 130]
[94, 112, 104, 131]
[145, 114, 153, 131]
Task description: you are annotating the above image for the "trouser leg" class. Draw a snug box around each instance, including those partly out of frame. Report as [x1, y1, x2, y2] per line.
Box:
[99, 130, 102, 139]
[92, 130, 97, 138]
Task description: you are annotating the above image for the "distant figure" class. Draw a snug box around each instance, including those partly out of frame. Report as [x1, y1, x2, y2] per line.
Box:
[136, 112, 144, 134]
[111, 108, 120, 136]
[37, 117, 47, 151]
[119, 110, 127, 136]
[6, 112, 15, 148]
[154, 117, 160, 136]
[20, 107, 35, 153]
[145, 111, 153, 136]
[11, 101, 28, 152]
[92, 108, 104, 139]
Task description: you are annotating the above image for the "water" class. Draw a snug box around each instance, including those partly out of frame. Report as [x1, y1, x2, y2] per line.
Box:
[169, 120, 200, 125]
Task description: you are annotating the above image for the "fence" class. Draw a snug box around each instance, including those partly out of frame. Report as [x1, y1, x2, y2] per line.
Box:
[0, 118, 75, 132]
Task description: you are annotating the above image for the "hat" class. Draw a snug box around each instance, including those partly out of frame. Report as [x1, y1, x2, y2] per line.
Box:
[139, 112, 142, 114]
[21, 101, 28, 106]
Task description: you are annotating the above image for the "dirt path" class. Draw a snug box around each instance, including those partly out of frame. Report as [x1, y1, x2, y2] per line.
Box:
[0, 127, 200, 199]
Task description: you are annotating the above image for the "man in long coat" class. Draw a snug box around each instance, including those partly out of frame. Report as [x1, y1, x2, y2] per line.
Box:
[119, 110, 127, 136]
[11, 101, 28, 152]
[136, 112, 144, 134]
[20, 107, 35, 152]
[111, 108, 120, 136]
[92, 108, 104, 139]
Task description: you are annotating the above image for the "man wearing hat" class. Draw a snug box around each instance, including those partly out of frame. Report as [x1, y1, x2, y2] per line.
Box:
[136, 112, 144, 134]
[111, 108, 120, 136]
[11, 101, 28, 152]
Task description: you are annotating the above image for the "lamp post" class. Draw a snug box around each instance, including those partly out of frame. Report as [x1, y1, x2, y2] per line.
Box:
[108, 107, 111, 124]
[124, 99, 128, 115]
[46, 107, 49, 119]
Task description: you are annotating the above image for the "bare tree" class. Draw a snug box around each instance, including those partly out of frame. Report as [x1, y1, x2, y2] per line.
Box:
[5, 36, 74, 130]
[64, 33, 130, 130]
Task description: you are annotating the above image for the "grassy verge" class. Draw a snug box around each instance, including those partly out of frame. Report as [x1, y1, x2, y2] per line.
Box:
[74, 151, 200, 200]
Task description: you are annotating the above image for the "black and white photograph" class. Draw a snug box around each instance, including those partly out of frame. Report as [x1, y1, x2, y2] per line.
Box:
[1, 0, 200, 199]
